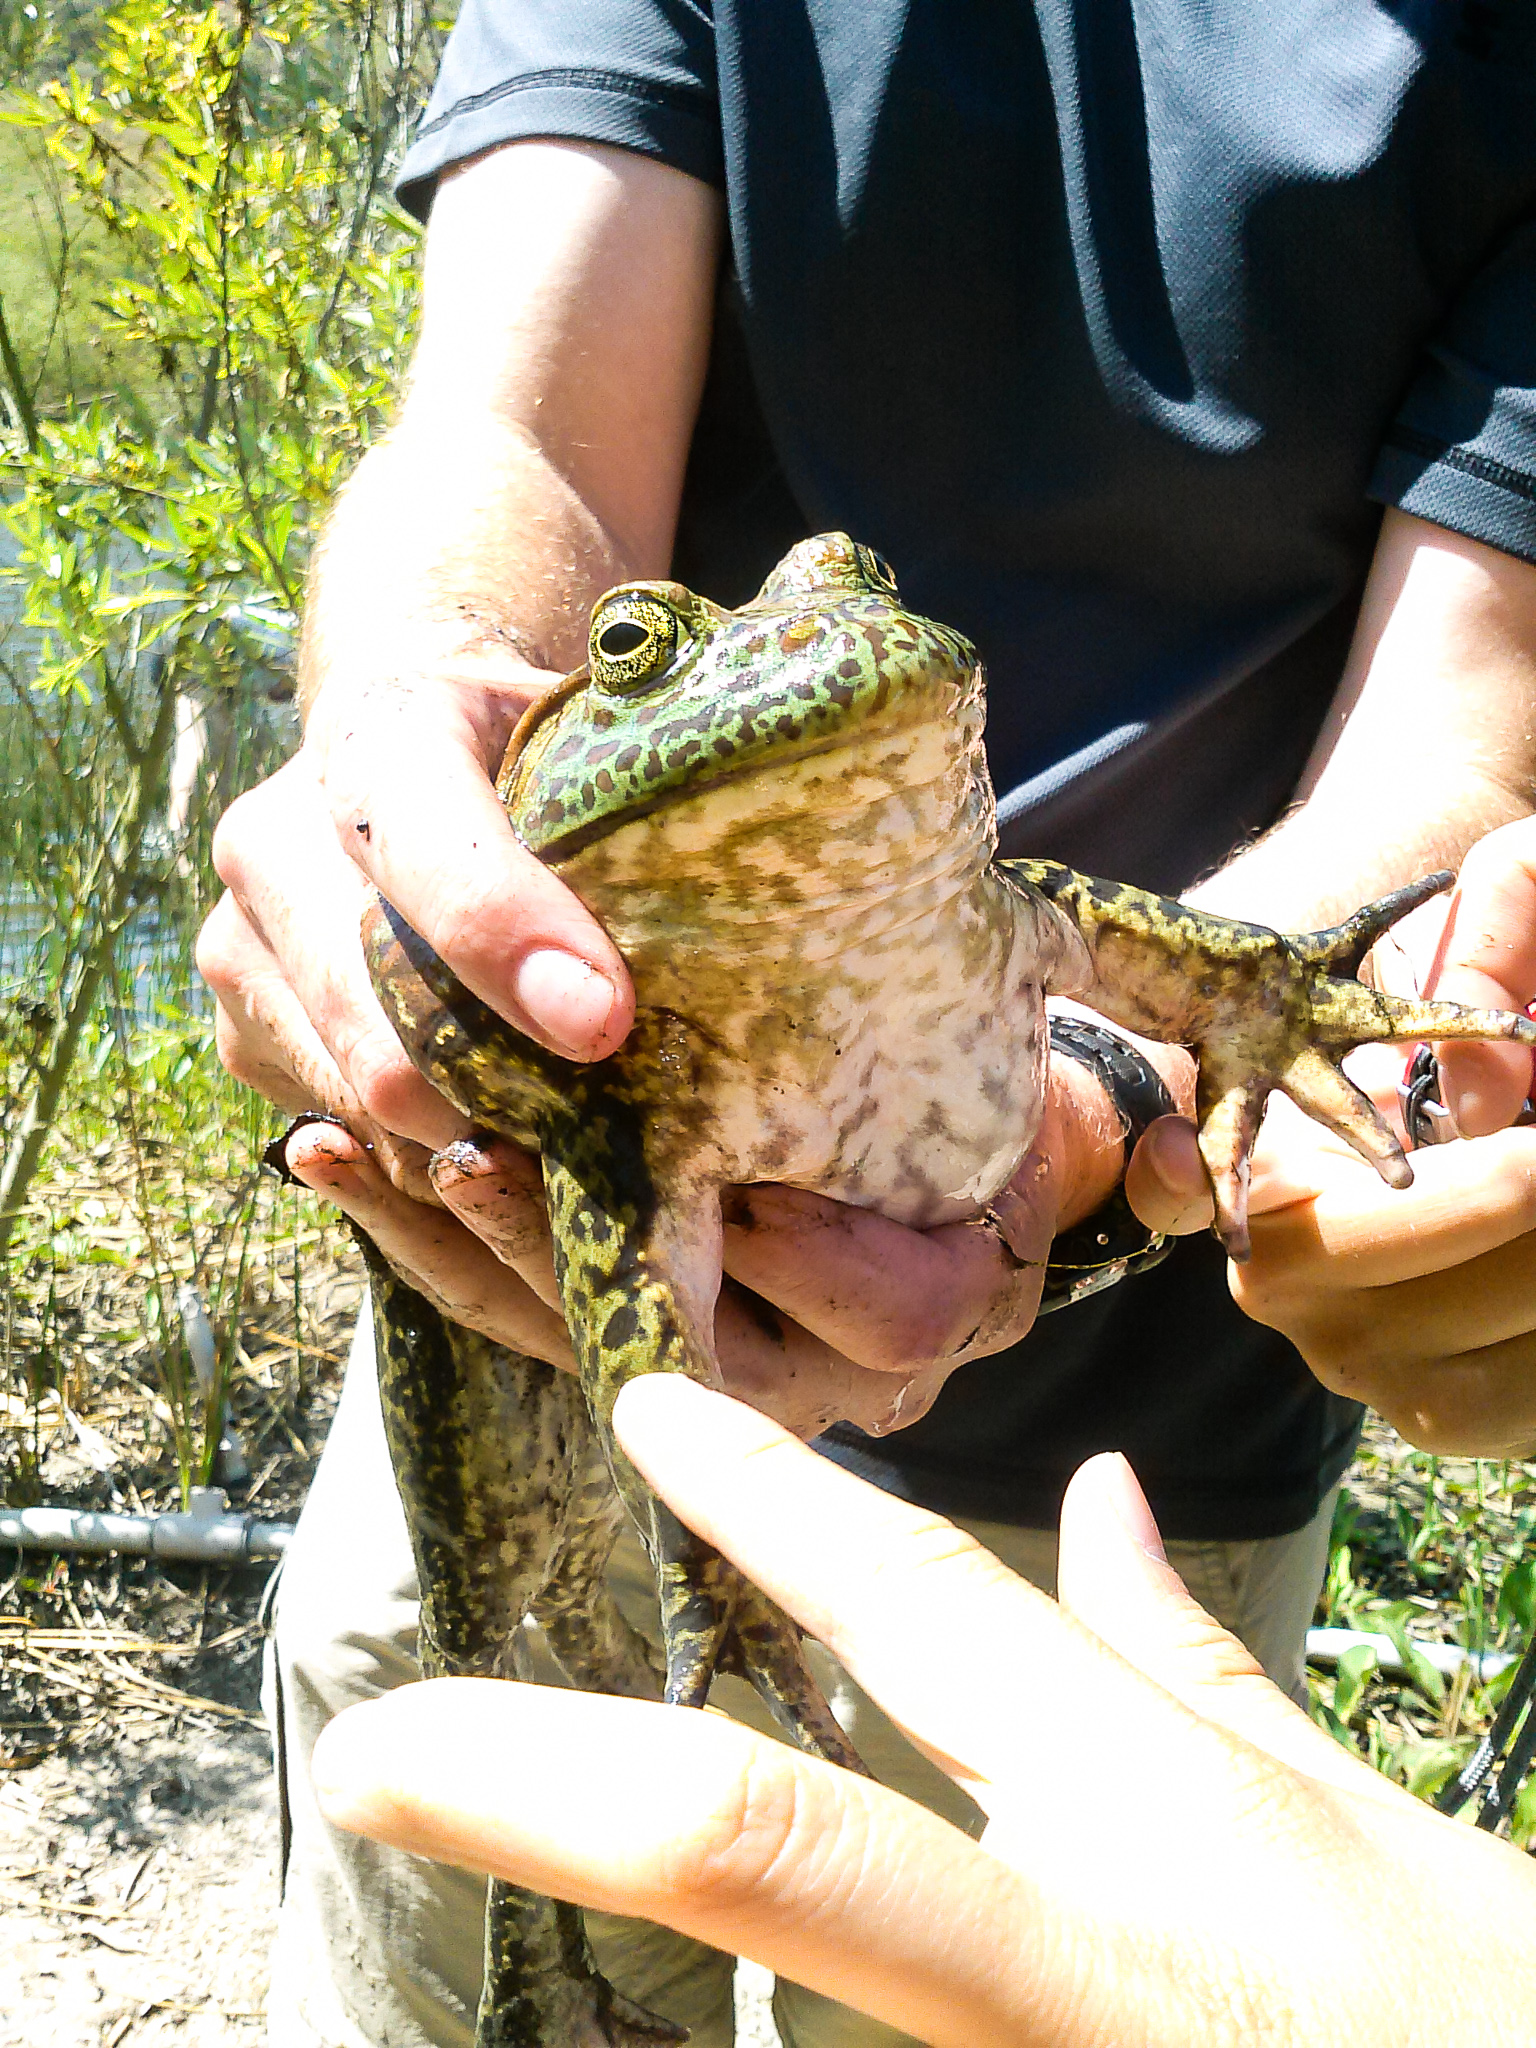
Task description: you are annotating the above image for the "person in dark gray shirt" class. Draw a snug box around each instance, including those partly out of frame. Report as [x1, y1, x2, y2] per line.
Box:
[199, 5, 1536, 2042]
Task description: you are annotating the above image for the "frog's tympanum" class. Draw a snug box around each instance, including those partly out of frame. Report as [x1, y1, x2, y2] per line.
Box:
[351, 536, 1536, 2045]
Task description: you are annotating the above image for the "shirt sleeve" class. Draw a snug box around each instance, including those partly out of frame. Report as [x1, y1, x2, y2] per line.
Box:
[1369, 214, 1536, 564]
[395, 0, 722, 222]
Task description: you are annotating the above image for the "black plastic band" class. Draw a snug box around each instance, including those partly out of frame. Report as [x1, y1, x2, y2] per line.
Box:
[1038, 1018, 1177, 1314]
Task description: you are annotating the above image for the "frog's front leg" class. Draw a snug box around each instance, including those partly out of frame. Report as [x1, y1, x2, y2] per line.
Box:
[1003, 860, 1536, 1258]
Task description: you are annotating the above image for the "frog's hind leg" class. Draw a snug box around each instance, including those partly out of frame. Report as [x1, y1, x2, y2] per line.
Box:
[724, 1585, 867, 1773]
[359, 1244, 686, 2048]
[540, 1107, 742, 1709]
[538, 1429, 863, 1779]
[541, 1097, 865, 1767]
[533, 1441, 663, 1702]
[480, 1888, 687, 2046]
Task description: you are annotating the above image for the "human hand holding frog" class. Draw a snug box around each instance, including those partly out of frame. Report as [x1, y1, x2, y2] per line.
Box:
[199, 131, 1191, 1442]
[204, 707, 1189, 1441]
[312, 1374, 1536, 2048]
[1129, 818, 1536, 1455]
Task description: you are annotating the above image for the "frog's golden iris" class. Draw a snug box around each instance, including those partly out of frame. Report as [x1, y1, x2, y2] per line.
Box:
[589, 594, 681, 694]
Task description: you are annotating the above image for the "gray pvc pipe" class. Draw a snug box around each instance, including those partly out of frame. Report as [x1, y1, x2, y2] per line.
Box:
[0, 1486, 291, 1563]
[0, 1514, 1513, 1667]
[1306, 1625, 1515, 1684]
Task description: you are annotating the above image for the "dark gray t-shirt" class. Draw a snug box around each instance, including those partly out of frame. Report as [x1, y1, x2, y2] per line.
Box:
[399, 0, 1536, 1537]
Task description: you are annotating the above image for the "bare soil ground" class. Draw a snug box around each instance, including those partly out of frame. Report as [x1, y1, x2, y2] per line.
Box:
[0, 1718, 275, 2047]
[1, 1157, 359, 2046]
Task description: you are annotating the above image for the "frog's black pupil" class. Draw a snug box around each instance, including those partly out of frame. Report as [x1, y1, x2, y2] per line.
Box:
[598, 620, 650, 658]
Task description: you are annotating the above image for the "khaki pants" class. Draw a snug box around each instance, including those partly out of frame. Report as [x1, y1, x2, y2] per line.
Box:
[264, 1314, 1336, 2048]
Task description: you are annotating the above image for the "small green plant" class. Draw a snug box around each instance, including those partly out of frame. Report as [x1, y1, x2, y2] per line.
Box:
[1311, 1427, 1536, 1846]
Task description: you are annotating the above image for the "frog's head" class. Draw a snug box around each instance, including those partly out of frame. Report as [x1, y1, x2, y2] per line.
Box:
[500, 534, 984, 864]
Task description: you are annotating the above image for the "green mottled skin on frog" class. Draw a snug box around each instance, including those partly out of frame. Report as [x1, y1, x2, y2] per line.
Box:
[351, 534, 1536, 2045]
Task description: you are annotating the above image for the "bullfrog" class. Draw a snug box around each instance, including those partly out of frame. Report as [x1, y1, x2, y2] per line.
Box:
[342, 533, 1536, 2045]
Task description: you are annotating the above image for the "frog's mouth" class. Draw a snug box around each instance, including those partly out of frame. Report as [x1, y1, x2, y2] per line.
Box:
[505, 622, 978, 872]
[522, 726, 922, 865]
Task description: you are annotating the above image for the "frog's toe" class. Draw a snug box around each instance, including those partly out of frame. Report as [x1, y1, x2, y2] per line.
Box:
[481, 1887, 688, 2045]
[653, 1500, 739, 1708]
[1194, 1066, 1268, 1260]
[1281, 1045, 1413, 1189]
[727, 1584, 869, 1775]
[1288, 870, 1453, 978]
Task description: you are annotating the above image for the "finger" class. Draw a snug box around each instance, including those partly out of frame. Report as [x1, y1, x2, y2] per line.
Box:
[1244, 1093, 1364, 1217]
[605, 1384, 1433, 2014]
[1055, 1456, 1392, 1799]
[715, 1280, 957, 1440]
[425, 1143, 944, 1435]
[212, 757, 468, 1147]
[1360, 1326, 1536, 1459]
[312, 1678, 1044, 2048]
[1123, 1116, 1214, 1235]
[312, 678, 633, 1061]
[199, 889, 436, 1168]
[281, 1119, 573, 1367]
[1241, 1126, 1536, 1291]
[199, 890, 344, 1118]
[611, 1378, 1201, 1795]
[720, 1185, 1039, 1376]
[428, 1132, 562, 1310]
[1431, 831, 1536, 1135]
[1238, 1210, 1536, 1458]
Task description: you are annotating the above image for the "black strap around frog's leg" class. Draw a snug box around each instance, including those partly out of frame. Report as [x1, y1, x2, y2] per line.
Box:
[1037, 1017, 1177, 1314]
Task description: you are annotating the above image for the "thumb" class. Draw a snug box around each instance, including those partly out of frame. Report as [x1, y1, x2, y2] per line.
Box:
[1055, 1455, 1386, 1794]
[1122, 1116, 1214, 1236]
[1429, 827, 1536, 1137]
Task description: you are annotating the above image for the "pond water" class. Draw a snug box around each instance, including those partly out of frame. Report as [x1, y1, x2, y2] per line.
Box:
[0, 525, 295, 1024]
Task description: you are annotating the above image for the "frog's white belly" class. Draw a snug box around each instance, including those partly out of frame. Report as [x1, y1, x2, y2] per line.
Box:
[557, 735, 1088, 1229]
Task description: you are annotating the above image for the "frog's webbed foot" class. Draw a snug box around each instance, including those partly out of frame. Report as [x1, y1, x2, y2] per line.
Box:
[1013, 862, 1536, 1261]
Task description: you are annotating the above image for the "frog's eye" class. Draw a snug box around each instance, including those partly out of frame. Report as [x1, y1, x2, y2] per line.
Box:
[589, 597, 681, 694]
[854, 545, 900, 596]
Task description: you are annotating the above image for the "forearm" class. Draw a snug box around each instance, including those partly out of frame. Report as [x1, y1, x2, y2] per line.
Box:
[297, 412, 631, 726]
[1188, 511, 1536, 930]
[299, 139, 721, 728]
[1186, 765, 1529, 931]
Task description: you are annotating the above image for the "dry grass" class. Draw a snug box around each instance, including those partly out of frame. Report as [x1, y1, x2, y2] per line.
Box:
[1, 1106, 363, 1766]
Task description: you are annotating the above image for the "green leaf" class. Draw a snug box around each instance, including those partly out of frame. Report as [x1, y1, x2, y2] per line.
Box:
[1332, 1642, 1379, 1725]
[1497, 1557, 1536, 1636]
[1376, 1615, 1447, 1708]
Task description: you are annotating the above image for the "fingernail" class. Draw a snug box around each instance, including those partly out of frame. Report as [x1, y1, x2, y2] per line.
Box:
[512, 950, 619, 1058]
[1098, 1452, 1167, 1563]
[310, 1710, 383, 1824]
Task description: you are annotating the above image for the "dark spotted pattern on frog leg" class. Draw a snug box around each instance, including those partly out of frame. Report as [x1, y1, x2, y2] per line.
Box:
[364, 892, 866, 1763]
[355, 1239, 685, 2047]
[352, 533, 1536, 2045]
